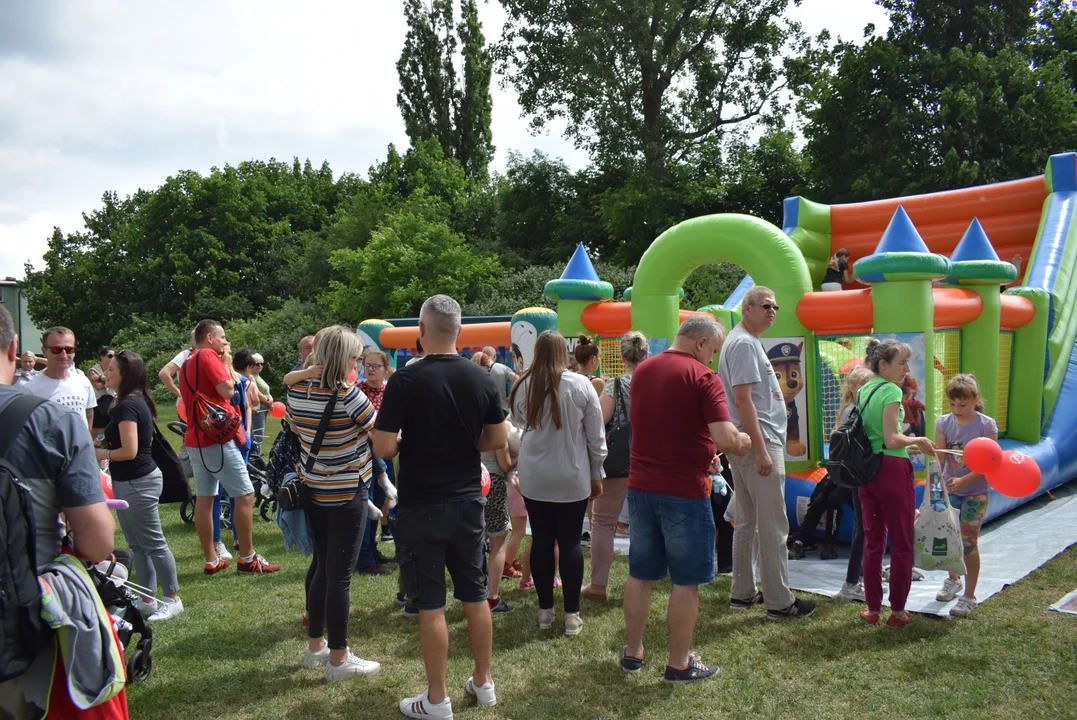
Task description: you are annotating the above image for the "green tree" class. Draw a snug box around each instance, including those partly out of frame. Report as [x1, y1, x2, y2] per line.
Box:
[326, 198, 501, 322]
[397, 0, 495, 181]
[495, 0, 818, 177]
[803, 0, 1077, 201]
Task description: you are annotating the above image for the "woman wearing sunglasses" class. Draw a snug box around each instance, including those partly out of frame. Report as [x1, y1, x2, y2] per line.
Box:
[359, 349, 397, 545]
[89, 346, 117, 434]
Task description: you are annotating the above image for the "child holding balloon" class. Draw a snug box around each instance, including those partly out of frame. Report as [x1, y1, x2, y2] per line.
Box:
[934, 374, 997, 618]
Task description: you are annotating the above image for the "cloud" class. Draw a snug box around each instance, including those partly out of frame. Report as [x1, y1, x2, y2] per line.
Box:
[0, 0, 886, 278]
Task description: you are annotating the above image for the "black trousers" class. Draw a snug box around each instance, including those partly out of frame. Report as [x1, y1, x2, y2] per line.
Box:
[846, 492, 864, 585]
[523, 497, 588, 613]
[711, 455, 735, 573]
[306, 487, 367, 649]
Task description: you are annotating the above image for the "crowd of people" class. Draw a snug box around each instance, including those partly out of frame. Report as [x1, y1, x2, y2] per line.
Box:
[0, 282, 1001, 717]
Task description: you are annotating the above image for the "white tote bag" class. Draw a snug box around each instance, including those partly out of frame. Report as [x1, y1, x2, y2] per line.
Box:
[912, 459, 967, 575]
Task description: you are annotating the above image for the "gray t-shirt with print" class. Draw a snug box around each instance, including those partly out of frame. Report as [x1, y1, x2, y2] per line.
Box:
[717, 325, 787, 447]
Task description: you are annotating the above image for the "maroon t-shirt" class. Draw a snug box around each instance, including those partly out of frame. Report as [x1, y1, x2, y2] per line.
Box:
[179, 348, 232, 448]
[627, 350, 732, 499]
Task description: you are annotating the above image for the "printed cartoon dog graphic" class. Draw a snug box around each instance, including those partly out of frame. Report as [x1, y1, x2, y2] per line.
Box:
[767, 341, 807, 457]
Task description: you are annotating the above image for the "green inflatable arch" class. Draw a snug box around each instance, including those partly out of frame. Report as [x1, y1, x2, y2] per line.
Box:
[630, 214, 814, 343]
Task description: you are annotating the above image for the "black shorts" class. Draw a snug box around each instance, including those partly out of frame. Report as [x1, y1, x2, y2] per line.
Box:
[396, 497, 488, 610]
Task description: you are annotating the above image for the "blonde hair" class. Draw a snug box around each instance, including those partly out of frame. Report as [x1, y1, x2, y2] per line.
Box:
[304, 328, 329, 369]
[315, 326, 360, 390]
[839, 366, 875, 420]
[947, 373, 984, 412]
[620, 331, 648, 366]
[362, 347, 390, 366]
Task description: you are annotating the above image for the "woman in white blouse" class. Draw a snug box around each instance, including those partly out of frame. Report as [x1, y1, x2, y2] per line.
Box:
[510, 330, 607, 636]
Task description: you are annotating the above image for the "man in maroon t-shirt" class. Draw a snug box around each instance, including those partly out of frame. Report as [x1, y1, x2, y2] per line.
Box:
[620, 314, 750, 683]
[181, 319, 279, 576]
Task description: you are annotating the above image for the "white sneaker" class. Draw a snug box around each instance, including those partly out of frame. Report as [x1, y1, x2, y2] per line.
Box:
[134, 597, 158, 616]
[537, 608, 554, 630]
[214, 542, 233, 562]
[949, 596, 977, 618]
[836, 582, 865, 602]
[303, 644, 330, 669]
[564, 612, 583, 635]
[464, 676, 496, 706]
[325, 651, 380, 682]
[936, 577, 963, 602]
[399, 688, 453, 718]
[147, 597, 184, 622]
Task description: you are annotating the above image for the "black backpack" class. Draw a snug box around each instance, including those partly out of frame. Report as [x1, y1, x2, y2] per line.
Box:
[827, 382, 885, 489]
[0, 393, 49, 682]
[603, 377, 632, 478]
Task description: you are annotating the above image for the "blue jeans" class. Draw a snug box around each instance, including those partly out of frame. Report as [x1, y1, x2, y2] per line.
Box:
[627, 489, 716, 586]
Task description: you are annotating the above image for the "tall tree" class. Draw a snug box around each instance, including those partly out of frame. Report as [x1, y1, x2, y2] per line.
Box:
[803, 0, 1077, 202]
[495, 0, 818, 177]
[397, 0, 495, 181]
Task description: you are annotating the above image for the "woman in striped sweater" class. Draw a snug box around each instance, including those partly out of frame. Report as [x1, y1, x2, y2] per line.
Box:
[285, 325, 381, 682]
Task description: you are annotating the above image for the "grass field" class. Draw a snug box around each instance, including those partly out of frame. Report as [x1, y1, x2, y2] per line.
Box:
[135, 404, 1077, 720]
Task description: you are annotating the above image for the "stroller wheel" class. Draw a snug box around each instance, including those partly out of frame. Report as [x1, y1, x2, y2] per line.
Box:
[180, 499, 195, 524]
[221, 501, 233, 531]
[127, 637, 153, 682]
[260, 499, 273, 522]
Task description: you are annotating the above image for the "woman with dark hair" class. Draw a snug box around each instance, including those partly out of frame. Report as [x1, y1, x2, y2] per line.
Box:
[574, 335, 605, 395]
[511, 330, 607, 635]
[94, 350, 183, 621]
[857, 338, 936, 628]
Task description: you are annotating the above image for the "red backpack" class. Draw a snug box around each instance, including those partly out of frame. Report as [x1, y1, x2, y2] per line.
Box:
[182, 351, 242, 446]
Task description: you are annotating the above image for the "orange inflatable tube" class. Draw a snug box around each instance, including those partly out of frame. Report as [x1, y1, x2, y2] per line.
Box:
[581, 302, 706, 336]
[796, 289, 874, 333]
[932, 288, 982, 328]
[378, 322, 511, 350]
[1000, 294, 1036, 329]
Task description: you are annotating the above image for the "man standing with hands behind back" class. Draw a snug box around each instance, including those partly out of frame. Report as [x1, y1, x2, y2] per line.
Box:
[718, 286, 815, 621]
[373, 294, 507, 719]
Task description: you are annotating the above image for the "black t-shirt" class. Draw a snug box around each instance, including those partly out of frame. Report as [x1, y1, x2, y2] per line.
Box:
[375, 355, 506, 506]
[822, 258, 848, 285]
[104, 395, 157, 482]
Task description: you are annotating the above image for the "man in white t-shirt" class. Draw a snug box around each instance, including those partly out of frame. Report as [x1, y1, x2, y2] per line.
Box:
[158, 331, 195, 397]
[25, 325, 97, 428]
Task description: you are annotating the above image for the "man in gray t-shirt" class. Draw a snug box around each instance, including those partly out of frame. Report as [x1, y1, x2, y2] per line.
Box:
[717, 286, 814, 620]
[483, 346, 518, 412]
[0, 308, 116, 717]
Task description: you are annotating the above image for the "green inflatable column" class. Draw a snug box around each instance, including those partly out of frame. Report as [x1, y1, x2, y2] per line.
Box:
[544, 244, 614, 341]
[854, 207, 950, 467]
[1005, 287, 1050, 442]
[944, 219, 1018, 419]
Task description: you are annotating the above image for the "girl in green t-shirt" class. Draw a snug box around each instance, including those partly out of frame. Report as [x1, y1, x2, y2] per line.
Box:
[857, 338, 936, 628]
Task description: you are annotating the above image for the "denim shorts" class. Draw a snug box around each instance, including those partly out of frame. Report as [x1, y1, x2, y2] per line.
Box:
[186, 441, 255, 498]
[627, 489, 716, 586]
[395, 497, 488, 610]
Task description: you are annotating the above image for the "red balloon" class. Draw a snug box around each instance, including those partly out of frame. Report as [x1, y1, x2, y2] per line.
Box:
[480, 463, 491, 497]
[348, 369, 358, 384]
[270, 401, 286, 419]
[100, 471, 114, 500]
[986, 450, 1041, 498]
[963, 437, 1003, 474]
[176, 396, 187, 424]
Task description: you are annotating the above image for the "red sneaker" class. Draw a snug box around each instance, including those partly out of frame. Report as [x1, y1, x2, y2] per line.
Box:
[860, 609, 880, 625]
[502, 563, 522, 579]
[237, 554, 281, 574]
[511, 559, 523, 573]
[204, 558, 231, 575]
[886, 610, 912, 627]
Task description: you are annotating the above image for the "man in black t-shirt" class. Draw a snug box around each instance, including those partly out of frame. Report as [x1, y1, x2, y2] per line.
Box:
[373, 294, 507, 720]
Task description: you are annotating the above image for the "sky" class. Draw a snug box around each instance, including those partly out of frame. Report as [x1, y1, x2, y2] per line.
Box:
[0, 0, 889, 279]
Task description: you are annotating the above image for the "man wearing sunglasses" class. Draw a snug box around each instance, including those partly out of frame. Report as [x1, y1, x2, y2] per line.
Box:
[718, 286, 815, 621]
[24, 326, 97, 430]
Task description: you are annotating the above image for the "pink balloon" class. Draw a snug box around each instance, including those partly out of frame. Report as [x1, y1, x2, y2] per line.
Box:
[986, 450, 1041, 498]
[480, 463, 491, 497]
[963, 437, 1003, 474]
[348, 369, 358, 384]
[269, 401, 286, 419]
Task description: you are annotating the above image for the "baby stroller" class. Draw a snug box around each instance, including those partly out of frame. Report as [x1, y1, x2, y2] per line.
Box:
[167, 420, 196, 524]
[249, 453, 276, 522]
[89, 553, 154, 683]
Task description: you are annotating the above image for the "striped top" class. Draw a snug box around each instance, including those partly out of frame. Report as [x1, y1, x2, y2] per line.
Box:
[285, 379, 377, 506]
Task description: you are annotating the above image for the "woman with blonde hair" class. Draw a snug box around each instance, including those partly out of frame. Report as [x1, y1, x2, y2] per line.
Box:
[582, 331, 648, 602]
[286, 326, 381, 681]
[511, 330, 607, 634]
[821, 248, 853, 291]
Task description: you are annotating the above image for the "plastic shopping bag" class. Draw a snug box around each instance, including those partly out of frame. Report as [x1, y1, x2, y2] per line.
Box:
[912, 458, 967, 575]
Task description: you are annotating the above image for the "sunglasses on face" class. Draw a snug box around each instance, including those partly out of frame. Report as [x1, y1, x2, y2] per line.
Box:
[48, 346, 76, 355]
[253, 362, 264, 367]
[363, 363, 384, 371]
[755, 303, 780, 312]
[104, 353, 114, 358]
